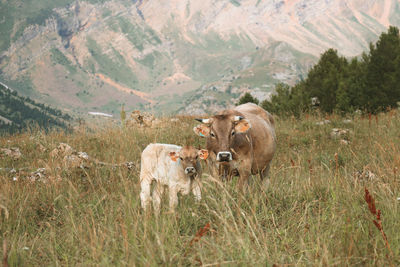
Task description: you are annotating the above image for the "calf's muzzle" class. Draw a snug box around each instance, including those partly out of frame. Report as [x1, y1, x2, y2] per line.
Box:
[185, 167, 196, 174]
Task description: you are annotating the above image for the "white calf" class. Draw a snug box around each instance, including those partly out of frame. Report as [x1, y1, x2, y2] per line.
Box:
[139, 143, 208, 213]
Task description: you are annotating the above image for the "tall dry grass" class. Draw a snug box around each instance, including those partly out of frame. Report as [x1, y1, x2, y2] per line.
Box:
[0, 111, 399, 266]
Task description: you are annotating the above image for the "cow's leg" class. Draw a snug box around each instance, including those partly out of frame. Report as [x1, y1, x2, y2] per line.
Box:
[259, 163, 271, 188]
[237, 159, 252, 191]
[152, 183, 164, 214]
[140, 179, 152, 211]
[191, 180, 202, 202]
[238, 170, 251, 191]
[168, 186, 179, 211]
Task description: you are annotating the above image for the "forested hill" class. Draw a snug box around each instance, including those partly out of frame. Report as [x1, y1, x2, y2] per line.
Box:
[0, 83, 72, 134]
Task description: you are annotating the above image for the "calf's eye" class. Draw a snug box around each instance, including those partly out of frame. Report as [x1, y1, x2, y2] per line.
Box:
[231, 130, 235, 136]
[210, 132, 216, 137]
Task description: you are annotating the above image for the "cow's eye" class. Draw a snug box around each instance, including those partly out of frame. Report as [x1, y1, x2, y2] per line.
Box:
[179, 157, 183, 161]
[210, 132, 216, 138]
[231, 130, 235, 136]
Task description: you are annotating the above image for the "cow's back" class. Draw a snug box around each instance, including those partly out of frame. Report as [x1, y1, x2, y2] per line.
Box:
[141, 143, 182, 182]
[234, 103, 274, 126]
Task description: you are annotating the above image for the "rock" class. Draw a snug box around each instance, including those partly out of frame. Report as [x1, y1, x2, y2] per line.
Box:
[353, 168, 376, 182]
[50, 143, 75, 158]
[126, 110, 161, 128]
[311, 97, 320, 106]
[340, 139, 349, 145]
[1, 147, 22, 159]
[23, 168, 62, 183]
[77, 151, 89, 160]
[330, 128, 350, 139]
[27, 168, 47, 182]
[124, 161, 135, 170]
[63, 154, 87, 169]
[50, 143, 89, 169]
[315, 120, 330, 125]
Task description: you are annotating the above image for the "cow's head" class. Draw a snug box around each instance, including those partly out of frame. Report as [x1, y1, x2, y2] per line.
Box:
[193, 115, 251, 162]
[169, 146, 208, 177]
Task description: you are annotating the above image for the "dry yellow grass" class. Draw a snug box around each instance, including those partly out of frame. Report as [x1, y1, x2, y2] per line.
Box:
[0, 111, 399, 266]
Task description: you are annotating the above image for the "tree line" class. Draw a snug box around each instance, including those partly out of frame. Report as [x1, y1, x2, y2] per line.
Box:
[239, 26, 400, 116]
[0, 85, 72, 134]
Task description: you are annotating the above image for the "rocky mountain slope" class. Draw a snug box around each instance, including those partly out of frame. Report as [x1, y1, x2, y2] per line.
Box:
[1, 0, 399, 115]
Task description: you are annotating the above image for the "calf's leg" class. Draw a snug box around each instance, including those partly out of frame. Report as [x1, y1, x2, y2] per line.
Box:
[140, 179, 152, 211]
[152, 183, 164, 214]
[191, 180, 201, 202]
[168, 187, 179, 211]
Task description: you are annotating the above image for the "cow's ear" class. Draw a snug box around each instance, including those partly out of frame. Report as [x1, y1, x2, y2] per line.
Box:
[198, 149, 209, 160]
[234, 118, 251, 133]
[193, 124, 210, 137]
[169, 151, 179, 162]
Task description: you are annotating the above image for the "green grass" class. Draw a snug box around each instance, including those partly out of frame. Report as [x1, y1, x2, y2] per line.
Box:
[0, 110, 399, 265]
[86, 37, 138, 88]
[117, 17, 160, 52]
[5, 74, 37, 98]
[50, 48, 77, 74]
[75, 90, 92, 104]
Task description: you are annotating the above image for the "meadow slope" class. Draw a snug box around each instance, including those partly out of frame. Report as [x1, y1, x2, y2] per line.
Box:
[0, 110, 399, 266]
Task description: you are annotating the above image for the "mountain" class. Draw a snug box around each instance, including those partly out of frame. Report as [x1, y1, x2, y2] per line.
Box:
[1, 0, 399, 115]
[0, 82, 72, 134]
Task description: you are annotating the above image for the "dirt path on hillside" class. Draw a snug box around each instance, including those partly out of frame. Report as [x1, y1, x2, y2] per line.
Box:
[95, 73, 154, 104]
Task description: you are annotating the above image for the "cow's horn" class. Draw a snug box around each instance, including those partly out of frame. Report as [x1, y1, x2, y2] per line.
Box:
[234, 116, 243, 122]
[195, 118, 211, 124]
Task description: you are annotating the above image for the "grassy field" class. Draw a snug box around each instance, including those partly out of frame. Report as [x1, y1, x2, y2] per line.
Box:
[0, 110, 399, 266]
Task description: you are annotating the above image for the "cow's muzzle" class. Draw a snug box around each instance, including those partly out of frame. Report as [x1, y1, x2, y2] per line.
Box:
[185, 167, 196, 174]
[216, 151, 232, 162]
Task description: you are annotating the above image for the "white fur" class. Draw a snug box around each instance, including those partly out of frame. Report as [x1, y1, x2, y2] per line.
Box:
[140, 143, 201, 213]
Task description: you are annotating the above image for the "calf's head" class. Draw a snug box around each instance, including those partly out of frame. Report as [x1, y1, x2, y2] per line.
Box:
[169, 146, 208, 177]
[193, 115, 251, 162]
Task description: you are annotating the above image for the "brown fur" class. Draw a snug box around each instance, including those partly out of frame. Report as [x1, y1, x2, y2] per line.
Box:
[194, 103, 276, 187]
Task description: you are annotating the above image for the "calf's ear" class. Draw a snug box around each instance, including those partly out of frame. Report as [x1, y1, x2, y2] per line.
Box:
[234, 117, 251, 133]
[198, 149, 209, 160]
[169, 152, 180, 162]
[193, 124, 211, 137]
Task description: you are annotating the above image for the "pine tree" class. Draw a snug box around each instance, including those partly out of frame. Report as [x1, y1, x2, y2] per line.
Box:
[364, 26, 400, 112]
[237, 92, 259, 105]
[305, 49, 348, 113]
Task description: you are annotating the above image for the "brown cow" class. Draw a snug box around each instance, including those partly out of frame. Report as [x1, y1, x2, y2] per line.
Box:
[193, 103, 276, 188]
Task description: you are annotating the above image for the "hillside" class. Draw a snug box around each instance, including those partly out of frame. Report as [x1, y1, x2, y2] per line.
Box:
[0, 110, 399, 265]
[0, 83, 72, 134]
[1, 0, 400, 114]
